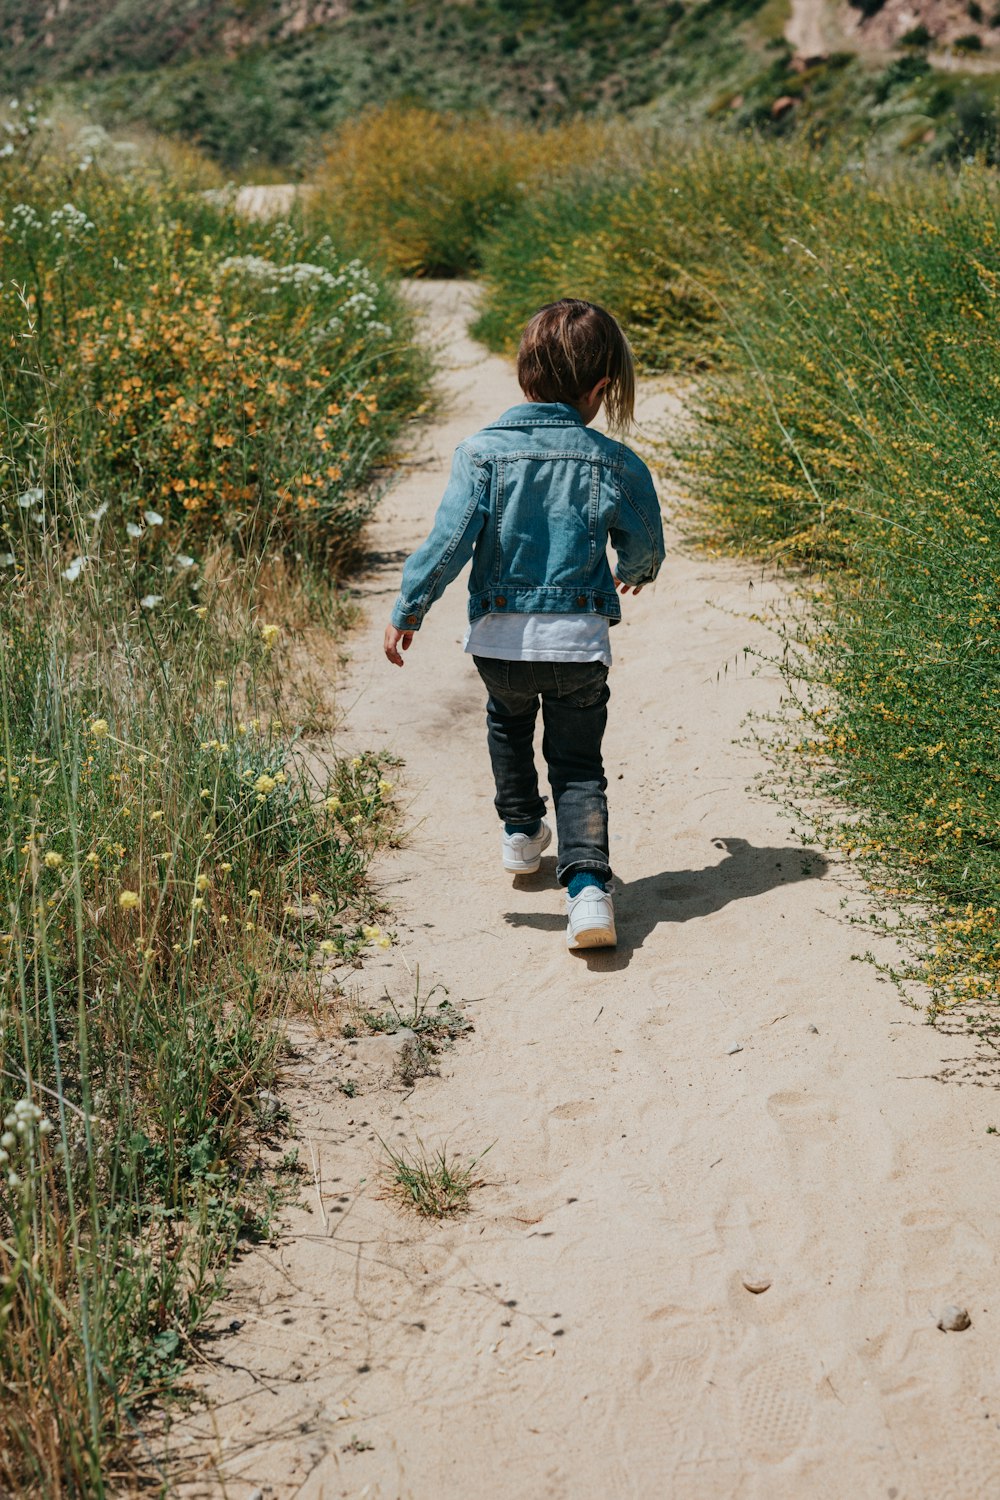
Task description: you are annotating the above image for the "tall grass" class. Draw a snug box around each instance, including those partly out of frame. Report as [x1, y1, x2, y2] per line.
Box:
[0, 113, 419, 1490]
[311, 105, 638, 277]
[2, 110, 427, 570]
[471, 133, 1000, 1007]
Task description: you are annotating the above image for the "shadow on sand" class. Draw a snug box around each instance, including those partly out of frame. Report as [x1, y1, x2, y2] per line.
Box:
[505, 836, 830, 972]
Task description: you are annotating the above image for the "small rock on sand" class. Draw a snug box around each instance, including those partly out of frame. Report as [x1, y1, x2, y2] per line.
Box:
[937, 1305, 971, 1332]
[256, 1089, 282, 1121]
[726, 1042, 743, 1055]
[742, 1272, 772, 1294]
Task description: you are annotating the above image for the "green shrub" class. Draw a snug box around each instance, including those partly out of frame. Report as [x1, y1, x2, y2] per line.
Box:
[0, 115, 427, 572]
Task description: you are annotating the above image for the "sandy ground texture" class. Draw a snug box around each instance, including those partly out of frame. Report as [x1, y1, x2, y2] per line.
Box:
[167, 282, 1000, 1500]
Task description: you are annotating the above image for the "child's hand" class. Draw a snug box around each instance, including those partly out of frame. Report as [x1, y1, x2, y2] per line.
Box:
[384, 623, 415, 667]
[614, 574, 644, 596]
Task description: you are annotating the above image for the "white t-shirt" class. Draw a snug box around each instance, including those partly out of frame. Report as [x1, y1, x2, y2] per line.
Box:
[463, 611, 611, 666]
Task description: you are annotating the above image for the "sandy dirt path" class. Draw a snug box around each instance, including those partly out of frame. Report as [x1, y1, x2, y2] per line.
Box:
[171, 282, 1000, 1500]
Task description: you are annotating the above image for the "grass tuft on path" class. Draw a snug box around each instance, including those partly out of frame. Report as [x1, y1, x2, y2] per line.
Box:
[380, 1139, 490, 1219]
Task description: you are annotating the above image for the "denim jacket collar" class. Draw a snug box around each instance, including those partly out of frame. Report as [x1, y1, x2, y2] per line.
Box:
[487, 401, 585, 429]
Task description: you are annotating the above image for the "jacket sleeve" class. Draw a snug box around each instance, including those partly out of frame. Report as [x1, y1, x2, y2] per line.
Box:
[609, 447, 665, 587]
[390, 445, 490, 630]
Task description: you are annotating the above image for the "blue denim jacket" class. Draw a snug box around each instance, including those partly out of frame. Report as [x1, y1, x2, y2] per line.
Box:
[391, 402, 664, 631]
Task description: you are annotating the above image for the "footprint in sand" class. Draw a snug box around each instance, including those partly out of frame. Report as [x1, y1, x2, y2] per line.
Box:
[900, 1206, 994, 1274]
[549, 1099, 597, 1121]
[738, 1346, 815, 1463]
[766, 1090, 837, 1133]
[638, 1309, 718, 1420]
[649, 968, 683, 1005]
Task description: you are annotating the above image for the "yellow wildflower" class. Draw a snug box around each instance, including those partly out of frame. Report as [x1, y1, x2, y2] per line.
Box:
[254, 774, 277, 795]
[43, 851, 63, 870]
[89, 719, 109, 739]
[259, 623, 280, 649]
[118, 890, 140, 911]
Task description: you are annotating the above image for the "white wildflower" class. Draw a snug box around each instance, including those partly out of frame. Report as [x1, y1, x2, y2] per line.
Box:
[126, 522, 144, 539]
[140, 594, 162, 609]
[62, 555, 87, 582]
[143, 509, 163, 526]
[48, 202, 95, 239]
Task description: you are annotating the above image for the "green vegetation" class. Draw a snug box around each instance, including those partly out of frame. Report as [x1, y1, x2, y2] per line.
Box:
[2, 115, 426, 567]
[0, 114, 424, 1490]
[379, 1138, 490, 1218]
[4, 0, 774, 170]
[310, 105, 637, 276]
[8, 0, 1000, 172]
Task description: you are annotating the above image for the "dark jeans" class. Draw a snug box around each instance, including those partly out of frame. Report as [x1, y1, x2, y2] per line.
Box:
[473, 657, 611, 887]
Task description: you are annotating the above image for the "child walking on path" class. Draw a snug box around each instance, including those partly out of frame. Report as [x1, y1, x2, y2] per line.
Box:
[383, 299, 664, 949]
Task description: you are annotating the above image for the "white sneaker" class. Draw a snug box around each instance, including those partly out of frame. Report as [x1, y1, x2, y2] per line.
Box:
[566, 885, 617, 949]
[502, 819, 552, 874]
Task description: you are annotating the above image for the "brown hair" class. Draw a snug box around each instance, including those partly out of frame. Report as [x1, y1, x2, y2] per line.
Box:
[516, 298, 636, 433]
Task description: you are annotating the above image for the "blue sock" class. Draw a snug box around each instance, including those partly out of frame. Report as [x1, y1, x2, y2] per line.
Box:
[568, 873, 606, 898]
[505, 818, 541, 838]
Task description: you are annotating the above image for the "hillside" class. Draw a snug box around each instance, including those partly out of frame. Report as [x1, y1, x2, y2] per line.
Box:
[5, 0, 1000, 166]
[2, 0, 772, 166]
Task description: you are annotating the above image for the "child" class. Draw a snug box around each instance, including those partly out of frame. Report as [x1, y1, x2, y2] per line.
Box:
[383, 299, 664, 950]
